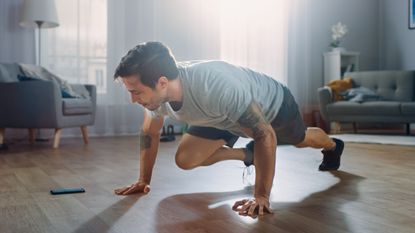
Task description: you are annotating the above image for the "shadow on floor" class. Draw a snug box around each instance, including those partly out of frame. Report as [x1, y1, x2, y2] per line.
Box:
[72, 194, 143, 233]
[154, 171, 364, 233]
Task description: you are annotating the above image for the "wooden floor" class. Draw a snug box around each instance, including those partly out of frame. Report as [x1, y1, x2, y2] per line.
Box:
[0, 136, 414, 233]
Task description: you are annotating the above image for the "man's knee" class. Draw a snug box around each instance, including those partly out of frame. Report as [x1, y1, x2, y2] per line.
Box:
[294, 140, 308, 148]
[175, 149, 197, 170]
[294, 127, 333, 149]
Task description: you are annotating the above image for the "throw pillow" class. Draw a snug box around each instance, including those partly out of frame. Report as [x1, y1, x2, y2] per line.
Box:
[17, 74, 41, 82]
[341, 86, 382, 103]
[61, 89, 76, 98]
[327, 77, 354, 101]
[18, 63, 89, 99]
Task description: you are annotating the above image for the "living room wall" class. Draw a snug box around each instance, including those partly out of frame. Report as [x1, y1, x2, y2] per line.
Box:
[288, 0, 381, 112]
[0, 0, 35, 64]
[379, 0, 415, 70]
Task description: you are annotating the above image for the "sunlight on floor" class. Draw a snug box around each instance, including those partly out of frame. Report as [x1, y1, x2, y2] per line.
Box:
[270, 173, 340, 203]
[207, 198, 258, 224]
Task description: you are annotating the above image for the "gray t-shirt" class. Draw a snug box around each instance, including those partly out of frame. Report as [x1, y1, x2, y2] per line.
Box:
[153, 60, 284, 137]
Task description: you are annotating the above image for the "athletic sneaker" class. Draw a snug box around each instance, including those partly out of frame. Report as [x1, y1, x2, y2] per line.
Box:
[242, 165, 255, 185]
[242, 140, 255, 185]
[0, 143, 8, 150]
[319, 138, 344, 171]
[243, 140, 255, 166]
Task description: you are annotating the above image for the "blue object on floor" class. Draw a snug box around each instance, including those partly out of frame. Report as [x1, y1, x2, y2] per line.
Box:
[50, 188, 86, 195]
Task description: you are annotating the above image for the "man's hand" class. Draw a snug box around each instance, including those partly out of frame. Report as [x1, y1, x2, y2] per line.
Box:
[232, 196, 273, 217]
[114, 181, 150, 195]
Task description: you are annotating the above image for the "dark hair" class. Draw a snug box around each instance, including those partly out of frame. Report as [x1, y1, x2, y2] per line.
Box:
[113, 41, 179, 88]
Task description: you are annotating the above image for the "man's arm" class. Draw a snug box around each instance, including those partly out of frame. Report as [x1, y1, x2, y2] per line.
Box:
[114, 110, 164, 195]
[232, 101, 276, 216]
[138, 110, 164, 184]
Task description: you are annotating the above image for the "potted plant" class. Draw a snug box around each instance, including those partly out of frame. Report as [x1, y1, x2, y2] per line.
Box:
[330, 22, 348, 52]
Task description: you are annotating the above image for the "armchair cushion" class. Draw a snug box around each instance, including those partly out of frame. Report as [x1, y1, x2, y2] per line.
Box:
[62, 99, 94, 115]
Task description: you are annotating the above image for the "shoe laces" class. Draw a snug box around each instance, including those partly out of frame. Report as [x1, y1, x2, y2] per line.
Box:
[242, 165, 255, 185]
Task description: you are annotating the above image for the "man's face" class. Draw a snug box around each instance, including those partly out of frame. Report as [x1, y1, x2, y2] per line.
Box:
[122, 75, 168, 111]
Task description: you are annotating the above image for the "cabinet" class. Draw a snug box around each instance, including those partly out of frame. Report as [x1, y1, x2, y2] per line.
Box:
[323, 51, 360, 84]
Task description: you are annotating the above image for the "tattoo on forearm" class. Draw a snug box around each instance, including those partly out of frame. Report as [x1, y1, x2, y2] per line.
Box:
[139, 130, 152, 150]
[237, 101, 267, 138]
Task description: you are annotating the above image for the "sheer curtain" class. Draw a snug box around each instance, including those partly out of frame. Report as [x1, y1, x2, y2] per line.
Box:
[46, 0, 144, 138]
[220, 0, 290, 83]
[286, 0, 312, 113]
[45, 0, 292, 137]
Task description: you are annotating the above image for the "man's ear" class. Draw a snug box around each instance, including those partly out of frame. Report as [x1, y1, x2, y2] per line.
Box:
[157, 76, 169, 89]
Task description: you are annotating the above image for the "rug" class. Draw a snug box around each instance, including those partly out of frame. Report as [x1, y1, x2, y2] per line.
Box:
[330, 134, 415, 146]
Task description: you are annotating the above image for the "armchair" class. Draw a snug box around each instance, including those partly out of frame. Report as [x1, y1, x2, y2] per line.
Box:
[0, 63, 96, 148]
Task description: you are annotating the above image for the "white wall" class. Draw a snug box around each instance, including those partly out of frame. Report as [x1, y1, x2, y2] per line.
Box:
[380, 0, 415, 70]
[0, 0, 35, 63]
[288, 0, 381, 109]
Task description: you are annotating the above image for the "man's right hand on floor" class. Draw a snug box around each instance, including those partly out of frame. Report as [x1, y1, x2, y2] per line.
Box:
[114, 181, 150, 195]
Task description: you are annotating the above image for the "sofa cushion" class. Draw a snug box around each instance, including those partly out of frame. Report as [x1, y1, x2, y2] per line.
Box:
[0, 63, 21, 83]
[62, 99, 93, 115]
[327, 101, 401, 116]
[346, 71, 414, 101]
[401, 102, 415, 115]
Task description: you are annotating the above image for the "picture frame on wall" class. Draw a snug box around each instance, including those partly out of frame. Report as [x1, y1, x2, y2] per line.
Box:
[410, 0, 415, 29]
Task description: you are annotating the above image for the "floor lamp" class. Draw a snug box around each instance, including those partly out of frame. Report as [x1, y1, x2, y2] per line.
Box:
[20, 0, 59, 141]
[20, 0, 59, 66]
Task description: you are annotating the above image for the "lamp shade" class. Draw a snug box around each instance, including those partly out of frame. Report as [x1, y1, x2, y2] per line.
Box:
[20, 0, 59, 28]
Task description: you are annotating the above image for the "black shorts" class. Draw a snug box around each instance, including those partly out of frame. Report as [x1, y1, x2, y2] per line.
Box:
[186, 86, 306, 146]
[270, 86, 306, 145]
[186, 126, 239, 147]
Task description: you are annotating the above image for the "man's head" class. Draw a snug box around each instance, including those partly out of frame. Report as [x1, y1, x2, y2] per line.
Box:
[114, 42, 179, 110]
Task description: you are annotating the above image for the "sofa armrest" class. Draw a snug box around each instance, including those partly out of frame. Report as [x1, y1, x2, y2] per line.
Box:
[318, 86, 333, 121]
[0, 81, 61, 128]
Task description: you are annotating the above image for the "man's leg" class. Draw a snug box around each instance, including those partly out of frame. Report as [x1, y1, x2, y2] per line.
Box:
[175, 133, 246, 170]
[294, 127, 344, 171]
[294, 127, 335, 150]
[266, 85, 344, 170]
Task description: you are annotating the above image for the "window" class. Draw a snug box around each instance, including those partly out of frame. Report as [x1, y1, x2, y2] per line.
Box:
[92, 67, 106, 93]
[46, 0, 107, 93]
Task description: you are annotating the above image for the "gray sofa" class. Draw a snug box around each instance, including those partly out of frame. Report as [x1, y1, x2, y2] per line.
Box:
[318, 70, 415, 134]
[0, 63, 96, 148]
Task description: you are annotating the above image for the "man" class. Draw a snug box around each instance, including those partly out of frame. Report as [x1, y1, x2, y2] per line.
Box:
[113, 42, 344, 217]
